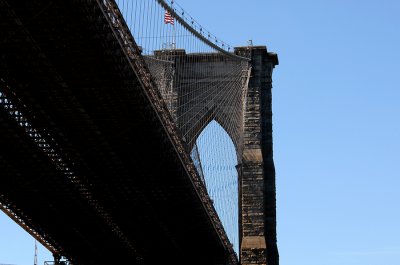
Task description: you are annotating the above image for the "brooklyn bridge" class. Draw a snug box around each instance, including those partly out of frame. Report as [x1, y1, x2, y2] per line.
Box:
[0, 0, 278, 264]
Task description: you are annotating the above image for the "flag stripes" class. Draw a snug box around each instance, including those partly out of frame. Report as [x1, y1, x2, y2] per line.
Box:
[164, 10, 174, 25]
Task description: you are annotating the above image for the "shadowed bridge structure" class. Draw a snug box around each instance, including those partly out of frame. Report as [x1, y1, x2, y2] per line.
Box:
[0, 1, 278, 265]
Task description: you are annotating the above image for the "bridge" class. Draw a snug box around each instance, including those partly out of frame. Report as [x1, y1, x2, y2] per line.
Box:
[0, 0, 278, 264]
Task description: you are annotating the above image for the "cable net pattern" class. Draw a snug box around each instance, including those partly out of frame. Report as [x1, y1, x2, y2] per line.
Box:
[116, 0, 251, 255]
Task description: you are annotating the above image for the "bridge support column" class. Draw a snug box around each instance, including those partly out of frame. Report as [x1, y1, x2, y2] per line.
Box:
[235, 46, 279, 265]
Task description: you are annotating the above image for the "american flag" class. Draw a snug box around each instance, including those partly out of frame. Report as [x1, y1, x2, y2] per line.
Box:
[164, 10, 174, 25]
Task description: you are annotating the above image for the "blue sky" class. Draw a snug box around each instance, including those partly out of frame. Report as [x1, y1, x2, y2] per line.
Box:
[2, 1, 400, 264]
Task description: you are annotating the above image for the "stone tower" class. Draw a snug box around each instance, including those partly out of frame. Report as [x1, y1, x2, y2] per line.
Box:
[235, 46, 279, 265]
[152, 45, 279, 265]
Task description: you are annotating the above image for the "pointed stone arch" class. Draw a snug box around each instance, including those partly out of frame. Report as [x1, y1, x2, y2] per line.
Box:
[173, 52, 246, 157]
[194, 119, 240, 254]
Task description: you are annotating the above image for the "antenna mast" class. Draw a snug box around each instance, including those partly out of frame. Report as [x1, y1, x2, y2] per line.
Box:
[34, 240, 38, 265]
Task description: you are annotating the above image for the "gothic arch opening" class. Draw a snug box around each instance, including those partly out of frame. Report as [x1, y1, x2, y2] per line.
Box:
[190, 120, 239, 255]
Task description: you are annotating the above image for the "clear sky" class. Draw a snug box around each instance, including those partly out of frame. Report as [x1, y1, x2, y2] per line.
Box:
[2, 0, 400, 265]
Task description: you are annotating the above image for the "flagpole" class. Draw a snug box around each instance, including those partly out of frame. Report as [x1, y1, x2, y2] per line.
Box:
[173, 22, 176, 50]
[171, 0, 176, 50]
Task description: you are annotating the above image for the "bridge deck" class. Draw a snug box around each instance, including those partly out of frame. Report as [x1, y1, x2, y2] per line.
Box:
[0, 0, 233, 264]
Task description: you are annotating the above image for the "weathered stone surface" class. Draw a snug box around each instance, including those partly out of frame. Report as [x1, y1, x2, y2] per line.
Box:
[235, 46, 279, 265]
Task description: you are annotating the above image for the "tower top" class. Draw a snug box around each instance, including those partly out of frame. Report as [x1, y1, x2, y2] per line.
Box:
[234, 45, 279, 66]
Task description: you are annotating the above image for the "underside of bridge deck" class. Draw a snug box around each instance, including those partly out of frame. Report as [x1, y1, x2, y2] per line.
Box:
[0, 0, 233, 264]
